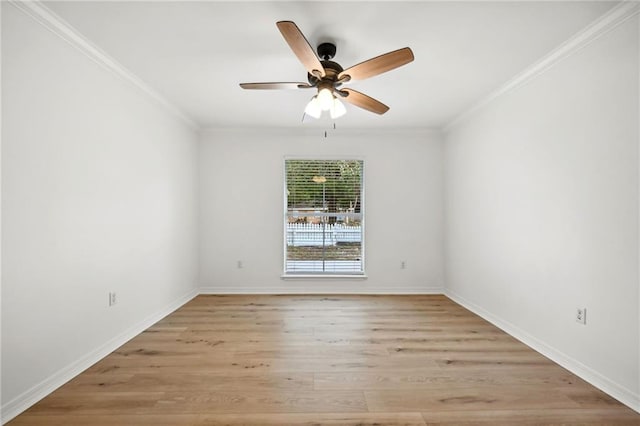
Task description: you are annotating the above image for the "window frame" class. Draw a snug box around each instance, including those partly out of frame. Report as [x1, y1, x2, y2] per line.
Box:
[282, 156, 366, 278]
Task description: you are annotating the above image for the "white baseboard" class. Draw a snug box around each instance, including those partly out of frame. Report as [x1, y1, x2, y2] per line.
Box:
[444, 289, 640, 414]
[1, 288, 199, 425]
[198, 285, 444, 295]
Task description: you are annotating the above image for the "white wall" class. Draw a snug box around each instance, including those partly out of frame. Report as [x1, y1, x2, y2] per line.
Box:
[0, 2, 4, 416]
[199, 128, 443, 294]
[1, 4, 199, 420]
[444, 15, 639, 410]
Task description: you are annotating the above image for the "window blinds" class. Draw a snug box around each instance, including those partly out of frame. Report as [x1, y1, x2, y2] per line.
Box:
[284, 159, 364, 275]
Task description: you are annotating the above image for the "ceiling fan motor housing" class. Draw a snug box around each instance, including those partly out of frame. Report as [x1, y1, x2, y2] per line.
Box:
[308, 43, 344, 86]
[308, 61, 343, 86]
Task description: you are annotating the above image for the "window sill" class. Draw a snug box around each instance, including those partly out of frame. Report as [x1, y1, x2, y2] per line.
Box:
[281, 274, 368, 280]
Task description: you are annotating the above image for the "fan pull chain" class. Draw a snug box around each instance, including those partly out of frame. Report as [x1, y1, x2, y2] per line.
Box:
[322, 123, 337, 139]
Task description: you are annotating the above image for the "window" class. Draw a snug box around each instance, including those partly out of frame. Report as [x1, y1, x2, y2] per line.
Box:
[284, 159, 364, 275]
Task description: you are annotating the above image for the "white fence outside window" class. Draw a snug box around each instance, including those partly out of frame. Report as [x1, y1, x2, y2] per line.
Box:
[286, 223, 362, 246]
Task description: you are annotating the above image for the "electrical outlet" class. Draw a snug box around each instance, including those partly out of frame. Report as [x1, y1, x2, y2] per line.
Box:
[401, 261, 406, 269]
[237, 260, 243, 269]
[109, 292, 117, 307]
[576, 307, 586, 324]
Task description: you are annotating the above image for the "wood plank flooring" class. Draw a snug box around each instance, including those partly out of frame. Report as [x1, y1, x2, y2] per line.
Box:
[8, 295, 640, 425]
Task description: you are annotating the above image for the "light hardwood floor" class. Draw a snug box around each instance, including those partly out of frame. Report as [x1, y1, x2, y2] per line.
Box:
[9, 295, 640, 425]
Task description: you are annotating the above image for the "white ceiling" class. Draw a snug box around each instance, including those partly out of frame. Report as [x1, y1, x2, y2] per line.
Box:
[45, 1, 616, 129]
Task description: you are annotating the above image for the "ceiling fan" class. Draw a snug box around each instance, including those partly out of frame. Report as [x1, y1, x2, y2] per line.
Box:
[240, 21, 414, 120]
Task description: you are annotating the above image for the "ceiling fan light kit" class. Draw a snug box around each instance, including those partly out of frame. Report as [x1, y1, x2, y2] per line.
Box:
[240, 21, 414, 121]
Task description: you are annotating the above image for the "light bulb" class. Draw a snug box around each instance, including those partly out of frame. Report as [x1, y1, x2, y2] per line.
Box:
[304, 96, 322, 119]
[330, 97, 347, 119]
[317, 88, 334, 111]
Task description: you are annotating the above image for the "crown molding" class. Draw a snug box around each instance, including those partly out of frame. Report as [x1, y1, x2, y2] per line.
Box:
[8, 0, 198, 130]
[444, 0, 640, 132]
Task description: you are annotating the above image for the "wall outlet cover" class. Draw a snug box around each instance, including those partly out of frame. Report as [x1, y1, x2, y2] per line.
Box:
[576, 307, 586, 324]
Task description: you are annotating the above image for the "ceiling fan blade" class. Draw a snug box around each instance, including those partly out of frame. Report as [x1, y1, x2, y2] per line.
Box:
[339, 88, 389, 115]
[240, 82, 312, 90]
[339, 47, 414, 81]
[276, 21, 325, 78]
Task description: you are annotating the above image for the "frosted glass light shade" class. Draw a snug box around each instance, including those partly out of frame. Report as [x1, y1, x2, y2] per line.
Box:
[304, 96, 322, 119]
[317, 88, 334, 111]
[330, 98, 347, 119]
